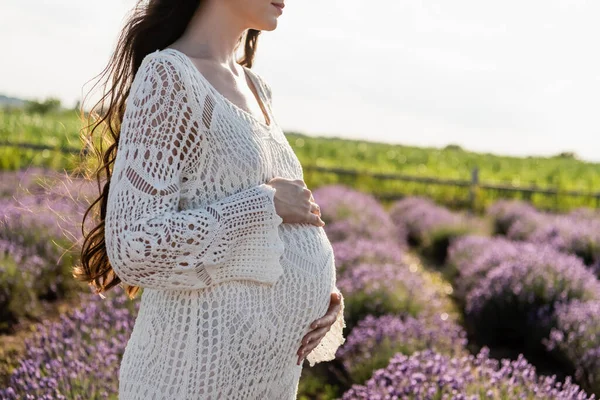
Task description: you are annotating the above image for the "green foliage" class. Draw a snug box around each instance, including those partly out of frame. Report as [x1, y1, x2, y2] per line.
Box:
[24, 97, 62, 115]
[422, 225, 475, 265]
[444, 144, 464, 151]
[0, 109, 84, 171]
[553, 151, 578, 160]
[0, 221, 83, 332]
[344, 331, 466, 385]
[344, 285, 423, 334]
[345, 337, 402, 384]
[0, 254, 40, 332]
[297, 366, 342, 400]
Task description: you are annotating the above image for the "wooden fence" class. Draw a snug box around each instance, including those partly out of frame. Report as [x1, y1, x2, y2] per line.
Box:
[303, 165, 600, 211]
[3, 140, 600, 211]
[0, 140, 84, 155]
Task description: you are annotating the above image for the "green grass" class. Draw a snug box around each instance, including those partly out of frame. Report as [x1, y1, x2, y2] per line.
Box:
[293, 135, 599, 189]
[3, 108, 600, 211]
[291, 133, 600, 211]
[0, 109, 84, 171]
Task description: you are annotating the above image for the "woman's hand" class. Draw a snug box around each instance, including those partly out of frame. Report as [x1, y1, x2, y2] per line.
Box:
[297, 291, 343, 365]
[266, 177, 325, 227]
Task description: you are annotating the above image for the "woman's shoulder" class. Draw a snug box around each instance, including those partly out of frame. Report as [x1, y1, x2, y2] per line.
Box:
[136, 49, 190, 79]
[133, 49, 219, 98]
[130, 49, 205, 111]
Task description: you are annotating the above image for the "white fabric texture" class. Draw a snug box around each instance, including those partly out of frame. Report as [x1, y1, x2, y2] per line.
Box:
[104, 48, 346, 399]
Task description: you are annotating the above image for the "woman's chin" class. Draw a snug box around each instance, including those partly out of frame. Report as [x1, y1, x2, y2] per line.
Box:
[255, 18, 278, 32]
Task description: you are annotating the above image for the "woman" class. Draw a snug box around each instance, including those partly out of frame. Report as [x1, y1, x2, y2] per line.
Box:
[75, 0, 346, 398]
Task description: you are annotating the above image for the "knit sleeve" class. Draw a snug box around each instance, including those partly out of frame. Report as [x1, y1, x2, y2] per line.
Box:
[104, 53, 285, 291]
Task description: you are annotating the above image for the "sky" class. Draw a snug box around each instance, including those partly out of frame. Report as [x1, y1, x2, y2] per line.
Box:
[1, 0, 599, 161]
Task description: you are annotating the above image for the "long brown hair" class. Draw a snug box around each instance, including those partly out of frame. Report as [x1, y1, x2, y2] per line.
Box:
[73, 0, 262, 300]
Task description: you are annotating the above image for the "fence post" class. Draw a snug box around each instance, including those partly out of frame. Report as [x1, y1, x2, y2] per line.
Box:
[469, 166, 479, 211]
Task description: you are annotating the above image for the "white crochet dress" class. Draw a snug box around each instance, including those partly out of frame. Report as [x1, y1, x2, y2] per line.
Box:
[104, 48, 346, 399]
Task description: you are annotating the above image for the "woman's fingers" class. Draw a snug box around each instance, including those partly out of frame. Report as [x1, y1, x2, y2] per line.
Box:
[310, 203, 321, 217]
[308, 194, 322, 219]
[308, 211, 325, 227]
[296, 293, 343, 364]
[310, 201, 321, 217]
[310, 203, 323, 225]
[299, 324, 330, 348]
[297, 326, 329, 365]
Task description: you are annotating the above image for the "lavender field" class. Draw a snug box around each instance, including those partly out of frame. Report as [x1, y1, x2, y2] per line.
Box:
[1, 168, 599, 399]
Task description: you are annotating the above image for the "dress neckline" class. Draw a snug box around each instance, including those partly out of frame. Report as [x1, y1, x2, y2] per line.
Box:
[162, 47, 275, 131]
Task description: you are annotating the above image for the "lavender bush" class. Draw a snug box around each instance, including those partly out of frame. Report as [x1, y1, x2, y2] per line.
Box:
[0, 239, 45, 331]
[488, 199, 540, 236]
[0, 168, 79, 199]
[312, 184, 406, 246]
[0, 172, 95, 244]
[0, 289, 137, 399]
[568, 207, 600, 221]
[546, 300, 600, 396]
[466, 247, 600, 348]
[444, 234, 494, 268]
[341, 348, 593, 399]
[447, 236, 547, 301]
[526, 215, 600, 268]
[0, 170, 97, 330]
[489, 199, 600, 270]
[336, 314, 467, 385]
[388, 196, 461, 246]
[388, 196, 482, 263]
[337, 262, 447, 333]
[0, 198, 83, 330]
[505, 212, 547, 241]
[447, 234, 600, 396]
[330, 238, 405, 275]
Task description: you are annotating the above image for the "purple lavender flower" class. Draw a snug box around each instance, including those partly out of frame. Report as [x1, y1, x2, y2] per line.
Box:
[388, 196, 462, 246]
[489, 199, 600, 269]
[337, 262, 448, 333]
[447, 235, 549, 301]
[488, 199, 540, 236]
[337, 314, 467, 384]
[312, 184, 404, 245]
[546, 300, 600, 395]
[0, 197, 83, 321]
[388, 196, 482, 264]
[527, 215, 600, 267]
[0, 288, 137, 399]
[331, 238, 405, 274]
[568, 207, 600, 221]
[0, 169, 98, 329]
[466, 247, 600, 346]
[341, 347, 593, 399]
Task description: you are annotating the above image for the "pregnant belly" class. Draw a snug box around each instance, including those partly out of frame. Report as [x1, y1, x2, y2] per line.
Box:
[276, 223, 336, 328]
[278, 223, 334, 279]
[121, 227, 338, 377]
